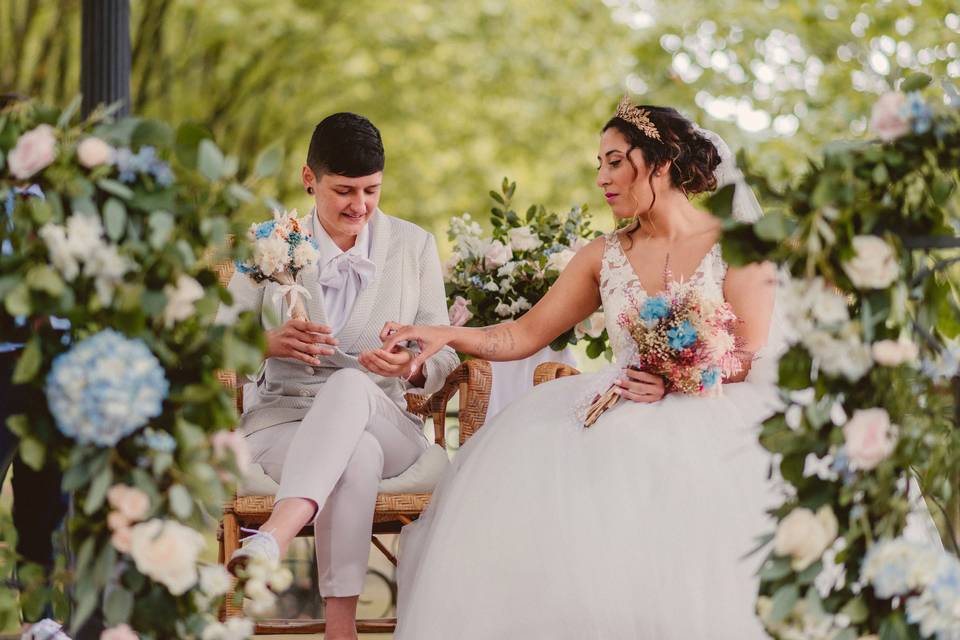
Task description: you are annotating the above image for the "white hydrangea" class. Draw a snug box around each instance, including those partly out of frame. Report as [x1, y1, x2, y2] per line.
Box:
[39, 223, 79, 280]
[291, 239, 320, 270]
[198, 564, 232, 598]
[201, 617, 254, 640]
[87, 243, 133, 304]
[65, 213, 106, 257]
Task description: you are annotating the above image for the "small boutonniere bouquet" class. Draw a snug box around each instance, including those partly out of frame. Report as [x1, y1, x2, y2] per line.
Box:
[236, 209, 320, 321]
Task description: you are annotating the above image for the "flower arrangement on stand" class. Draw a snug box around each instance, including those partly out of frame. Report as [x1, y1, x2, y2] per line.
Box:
[444, 178, 609, 357]
[0, 97, 288, 638]
[716, 73, 960, 638]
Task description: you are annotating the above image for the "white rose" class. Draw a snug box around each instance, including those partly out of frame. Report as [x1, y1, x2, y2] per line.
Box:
[483, 240, 513, 270]
[39, 223, 79, 280]
[843, 408, 897, 471]
[129, 519, 206, 595]
[507, 227, 542, 252]
[773, 506, 838, 571]
[448, 296, 473, 327]
[871, 337, 918, 367]
[842, 235, 899, 290]
[163, 274, 205, 328]
[546, 248, 576, 273]
[76, 137, 114, 169]
[254, 234, 290, 276]
[107, 484, 151, 522]
[494, 302, 513, 318]
[869, 92, 909, 142]
[198, 564, 232, 598]
[575, 311, 605, 340]
[100, 624, 138, 640]
[211, 430, 251, 474]
[8, 124, 57, 179]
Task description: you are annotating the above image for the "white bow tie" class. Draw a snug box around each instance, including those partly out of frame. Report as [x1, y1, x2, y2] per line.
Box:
[317, 252, 377, 291]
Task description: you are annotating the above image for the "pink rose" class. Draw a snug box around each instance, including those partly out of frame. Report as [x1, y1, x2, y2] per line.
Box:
[76, 137, 114, 168]
[111, 527, 132, 554]
[212, 430, 251, 474]
[869, 92, 909, 142]
[101, 623, 138, 640]
[106, 485, 150, 522]
[448, 296, 473, 327]
[843, 408, 897, 471]
[107, 510, 129, 532]
[8, 124, 57, 179]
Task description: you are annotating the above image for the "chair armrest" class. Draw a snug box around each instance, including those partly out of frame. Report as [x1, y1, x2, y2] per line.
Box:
[533, 362, 581, 387]
[406, 360, 492, 448]
[216, 369, 244, 415]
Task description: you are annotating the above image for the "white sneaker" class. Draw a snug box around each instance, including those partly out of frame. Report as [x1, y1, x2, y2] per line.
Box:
[228, 527, 280, 575]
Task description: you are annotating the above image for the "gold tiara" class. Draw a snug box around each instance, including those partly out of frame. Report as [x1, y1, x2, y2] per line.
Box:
[614, 95, 661, 141]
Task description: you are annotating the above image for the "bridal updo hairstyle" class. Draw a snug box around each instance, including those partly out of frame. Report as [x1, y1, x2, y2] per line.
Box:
[604, 106, 721, 216]
[307, 112, 385, 177]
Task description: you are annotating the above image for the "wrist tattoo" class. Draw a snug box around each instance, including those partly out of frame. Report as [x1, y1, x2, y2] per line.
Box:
[479, 325, 516, 357]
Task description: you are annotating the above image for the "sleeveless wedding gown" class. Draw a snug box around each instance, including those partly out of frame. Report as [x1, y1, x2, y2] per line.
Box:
[396, 233, 785, 639]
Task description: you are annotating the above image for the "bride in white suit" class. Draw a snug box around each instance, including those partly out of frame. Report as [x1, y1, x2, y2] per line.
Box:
[217, 113, 458, 640]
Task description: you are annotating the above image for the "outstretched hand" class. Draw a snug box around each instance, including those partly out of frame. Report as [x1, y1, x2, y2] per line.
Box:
[379, 322, 452, 379]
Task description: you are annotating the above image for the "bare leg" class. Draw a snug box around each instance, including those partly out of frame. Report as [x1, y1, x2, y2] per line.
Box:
[324, 596, 359, 640]
[258, 497, 317, 556]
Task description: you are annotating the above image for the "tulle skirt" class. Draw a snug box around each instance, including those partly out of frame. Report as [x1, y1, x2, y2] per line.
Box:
[396, 373, 782, 639]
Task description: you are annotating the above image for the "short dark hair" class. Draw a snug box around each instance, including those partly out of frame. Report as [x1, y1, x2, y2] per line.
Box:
[306, 112, 385, 177]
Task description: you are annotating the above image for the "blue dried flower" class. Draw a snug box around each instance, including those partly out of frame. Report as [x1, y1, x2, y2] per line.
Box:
[639, 295, 670, 326]
[46, 329, 169, 447]
[666, 320, 697, 351]
[701, 367, 720, 388]
[139, 427, 177, 453]
[255, 221, 276, 239]
[906, 93, 932, 135]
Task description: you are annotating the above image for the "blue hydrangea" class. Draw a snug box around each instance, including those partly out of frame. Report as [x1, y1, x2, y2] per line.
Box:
[114, 146, 174, 186]
[45, 329, 169, 447]
[138, 427, 177, 453]
[906, 93, 933, 135]
[666, 320, 698, 350]
[639, 295, 670, 326]
[701, 367, 720, 388]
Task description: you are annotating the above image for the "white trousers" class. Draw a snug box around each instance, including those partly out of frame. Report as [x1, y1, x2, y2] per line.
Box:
[245, 368, 427, 596]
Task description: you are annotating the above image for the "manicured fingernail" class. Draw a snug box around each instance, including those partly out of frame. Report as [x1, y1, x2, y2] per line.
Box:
[613, 388, 622, 396]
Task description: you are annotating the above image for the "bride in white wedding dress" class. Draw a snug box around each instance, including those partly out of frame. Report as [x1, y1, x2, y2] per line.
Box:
[380, 98, 785, 639]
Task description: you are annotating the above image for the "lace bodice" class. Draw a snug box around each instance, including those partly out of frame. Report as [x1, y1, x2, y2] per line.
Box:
[598, 231, 727, 364]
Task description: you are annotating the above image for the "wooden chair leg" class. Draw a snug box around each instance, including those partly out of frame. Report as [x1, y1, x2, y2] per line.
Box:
[222, 512, 243, 620]
[371, 535, 398, 567]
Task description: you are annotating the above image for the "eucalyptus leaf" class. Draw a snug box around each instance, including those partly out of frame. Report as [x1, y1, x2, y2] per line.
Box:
[197, 139, 225, 181]
[97, 179, 135, 200]
[767, 584, 799, 624]
[254, 143, 284, 179]
[104, 586, 134, 625]
[84, 466, 114, 515]
[168, 483, 194, 519]
[12, 336, 41, 384]
[103, 198, 127, 241]
[19, 437, 46, 471]
[148, 210, 175, 249]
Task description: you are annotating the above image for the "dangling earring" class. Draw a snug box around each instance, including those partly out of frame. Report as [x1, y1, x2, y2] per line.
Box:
[307, 186, 314, 195]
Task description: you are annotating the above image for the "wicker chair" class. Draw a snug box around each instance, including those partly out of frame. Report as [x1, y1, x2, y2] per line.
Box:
[213, 260, 493, 634]
[533, 361, 581, 387]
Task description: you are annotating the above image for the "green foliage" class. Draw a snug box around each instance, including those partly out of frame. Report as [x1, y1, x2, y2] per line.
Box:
[730, 83, 960, 637]
[444, 179, 609, 357]
[0, 99, 267, 637]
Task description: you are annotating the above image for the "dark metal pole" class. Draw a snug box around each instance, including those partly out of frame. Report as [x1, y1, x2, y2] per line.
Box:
[80, 0, 131, 118]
